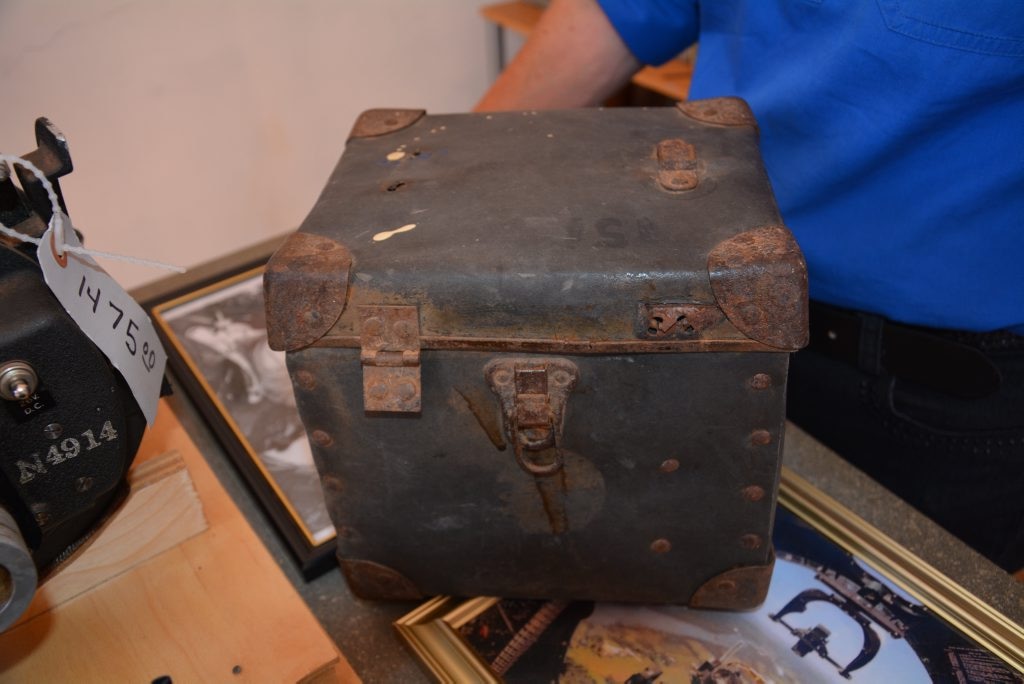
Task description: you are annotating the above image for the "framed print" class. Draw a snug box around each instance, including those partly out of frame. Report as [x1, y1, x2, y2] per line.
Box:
[151, 266, 335, 579]
[395, 469, 1024, 683]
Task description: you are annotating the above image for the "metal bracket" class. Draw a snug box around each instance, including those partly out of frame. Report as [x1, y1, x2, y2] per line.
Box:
[359, 305, 421, 412]
[1, 118, 73, 240]
[485, 358, 578, 476]
[656, 138, 698, 191]
[636, 302, 724, 339]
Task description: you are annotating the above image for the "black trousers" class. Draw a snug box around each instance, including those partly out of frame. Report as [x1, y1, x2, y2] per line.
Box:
[786, 302, 1024, 573]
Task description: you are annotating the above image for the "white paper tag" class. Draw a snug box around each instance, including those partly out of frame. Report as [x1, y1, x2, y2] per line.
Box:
[37, 215, 165, 425]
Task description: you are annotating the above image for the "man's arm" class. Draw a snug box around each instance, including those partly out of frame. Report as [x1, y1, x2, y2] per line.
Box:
[474, 0, 641, 112]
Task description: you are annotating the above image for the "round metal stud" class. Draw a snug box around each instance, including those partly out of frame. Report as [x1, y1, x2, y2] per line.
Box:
[295, 370, 317, 391]
[311, 430, 334, 448]
[650, 538, 672, 554]
[362, 316, 384, 337]
[741, 485, 766, 502]
[396, 381, 417, 401]
[739, 534, 763, 550]
[715, 579, 738, 592]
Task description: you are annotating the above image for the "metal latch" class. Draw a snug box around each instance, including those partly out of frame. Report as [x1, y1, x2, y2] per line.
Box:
[359, 305, 421, 412]
[485, 359, 578, 476]
[656, 138, 698, 191]
[636, 302, 725, 339]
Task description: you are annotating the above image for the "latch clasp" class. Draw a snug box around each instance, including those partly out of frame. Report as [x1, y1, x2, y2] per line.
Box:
[359, 305, 421, 412]
[485, 358, 578, 476]
[656, 138, 698, 191]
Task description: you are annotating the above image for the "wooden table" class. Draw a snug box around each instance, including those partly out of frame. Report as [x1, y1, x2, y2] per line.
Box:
[0, 397, 356, 682]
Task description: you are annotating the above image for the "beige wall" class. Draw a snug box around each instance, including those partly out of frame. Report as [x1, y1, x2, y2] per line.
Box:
[0, 0, 495, 289]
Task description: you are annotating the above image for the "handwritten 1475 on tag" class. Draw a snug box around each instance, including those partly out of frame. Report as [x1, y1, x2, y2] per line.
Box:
[77, 275, 158, 374]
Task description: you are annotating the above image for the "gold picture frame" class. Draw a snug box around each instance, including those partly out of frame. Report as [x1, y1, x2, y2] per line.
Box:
[396, 467, 1024, 682]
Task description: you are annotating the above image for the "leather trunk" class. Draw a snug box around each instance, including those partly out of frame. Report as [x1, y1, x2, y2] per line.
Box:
[264, 99, 808, 608]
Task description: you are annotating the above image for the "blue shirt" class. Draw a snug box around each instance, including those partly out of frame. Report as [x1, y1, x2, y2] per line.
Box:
[598, 0, 1024, 332]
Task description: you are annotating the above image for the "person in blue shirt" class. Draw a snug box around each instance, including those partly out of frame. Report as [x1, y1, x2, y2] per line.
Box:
[476, 0, 1024, 573]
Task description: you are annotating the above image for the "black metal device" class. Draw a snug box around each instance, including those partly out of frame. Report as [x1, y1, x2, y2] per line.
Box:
[0, 119, 149, 630]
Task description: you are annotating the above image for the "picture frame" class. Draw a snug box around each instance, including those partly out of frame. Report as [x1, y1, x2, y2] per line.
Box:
[395, 467, 1024, 683]
[150, 265, 336, 579]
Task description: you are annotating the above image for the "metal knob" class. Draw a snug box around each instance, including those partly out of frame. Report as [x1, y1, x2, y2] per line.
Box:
[0, 361, 38, 402]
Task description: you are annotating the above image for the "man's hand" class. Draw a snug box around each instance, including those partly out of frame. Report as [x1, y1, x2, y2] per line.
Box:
[474, 0, 641, 111]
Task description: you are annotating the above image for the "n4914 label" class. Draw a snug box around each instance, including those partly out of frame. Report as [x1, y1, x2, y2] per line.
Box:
[16, 420, 119, 484]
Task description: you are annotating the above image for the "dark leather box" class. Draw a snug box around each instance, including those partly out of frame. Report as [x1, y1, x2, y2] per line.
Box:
[264, 99, 808, 608]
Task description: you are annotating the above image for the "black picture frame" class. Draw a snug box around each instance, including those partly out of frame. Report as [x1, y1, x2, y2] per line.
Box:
[147, 262, 336, 579]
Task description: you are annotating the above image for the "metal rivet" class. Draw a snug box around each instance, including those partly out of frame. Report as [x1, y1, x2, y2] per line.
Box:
[741, 485, 766, 502]
[31, 505, 51, 527]
[551, 370, 572, 387]
[295, 370, 317, 391]
[650, 538, 672, 554]
[715, 579, 738, 592]
[393, 321, 415, 341]
[739, 534, 763, 550]
[492, 370, 513, 386]
[659, 459, 680, 473]
[321, 475, 343, 493]
[311, 430, 334, 448]
[43, 423, 63, 440]
[368, 383, 389, 399]
[396, 382, 417, 400]
[749, 374, 772, 390]
[363, 317, 384, 336]
[750, 429, 772, 446]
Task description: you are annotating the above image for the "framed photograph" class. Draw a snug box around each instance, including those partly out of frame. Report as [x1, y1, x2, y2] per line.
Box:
[151, 266, 336, 579]
[395, 468, 1024, 683]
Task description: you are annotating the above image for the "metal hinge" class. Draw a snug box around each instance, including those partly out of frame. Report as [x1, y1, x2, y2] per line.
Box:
[359, 305, 421, 412]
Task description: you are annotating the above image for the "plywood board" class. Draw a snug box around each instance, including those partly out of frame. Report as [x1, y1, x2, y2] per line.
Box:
[13, 451, 207, 625]
[0, 399, 356, 683]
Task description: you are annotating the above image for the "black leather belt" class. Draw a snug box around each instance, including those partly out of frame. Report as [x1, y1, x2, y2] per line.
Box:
[806, 302, 1002, 399]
